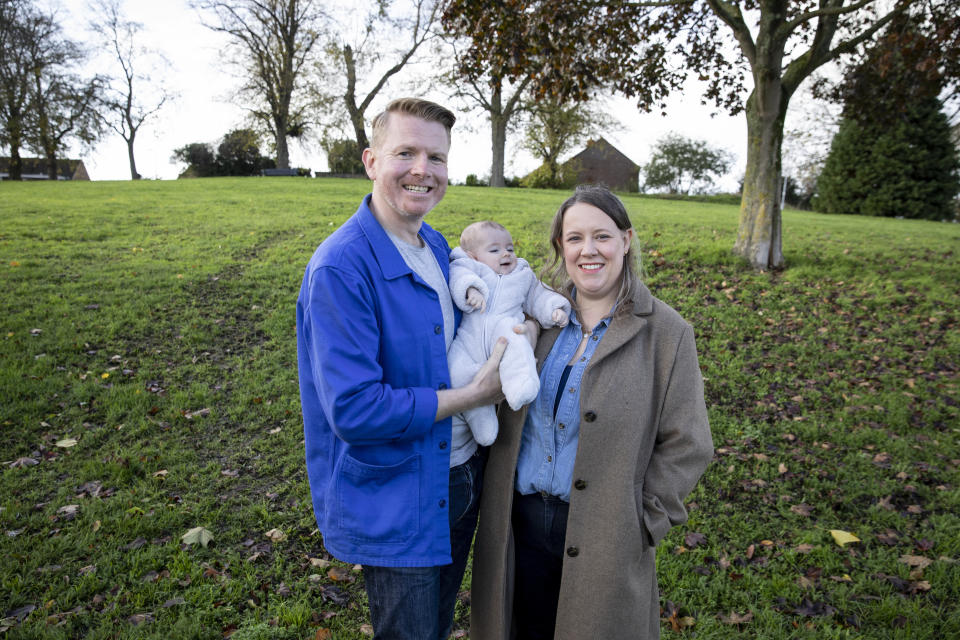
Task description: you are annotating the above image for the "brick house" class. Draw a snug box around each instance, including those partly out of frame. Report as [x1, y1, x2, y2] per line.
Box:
[0, 157, 90, 180]
[562, 137, 640, 192]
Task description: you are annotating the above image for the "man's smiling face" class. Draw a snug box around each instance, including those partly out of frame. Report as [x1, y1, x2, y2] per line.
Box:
[363, 113, 450, 227]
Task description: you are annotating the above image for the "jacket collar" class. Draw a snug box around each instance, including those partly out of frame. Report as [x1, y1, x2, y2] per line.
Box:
[535, 279, 654, 366]
[356, 194, 448, 281]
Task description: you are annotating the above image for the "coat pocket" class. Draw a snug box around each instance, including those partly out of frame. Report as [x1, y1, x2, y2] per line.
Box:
[634, 482, 655, 550]
[337, 453, 421, 545]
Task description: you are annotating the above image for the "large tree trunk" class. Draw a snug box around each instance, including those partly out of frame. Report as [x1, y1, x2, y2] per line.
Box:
[348, 105, 368, 152]
[275, 119, 290, 169]
[7, 140, 23, 181]
[45, 145, 58, 180]
[127, 134, 140, 180]
[490, 118, 507, 188]
[733, 88, 788, 270]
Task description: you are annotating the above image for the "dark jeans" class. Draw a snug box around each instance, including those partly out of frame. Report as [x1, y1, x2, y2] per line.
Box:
[363, 449, 484, 640]
[512, 491, 570, 640]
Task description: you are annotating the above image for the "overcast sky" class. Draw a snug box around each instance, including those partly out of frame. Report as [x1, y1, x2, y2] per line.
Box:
[55, 0, 752, 188]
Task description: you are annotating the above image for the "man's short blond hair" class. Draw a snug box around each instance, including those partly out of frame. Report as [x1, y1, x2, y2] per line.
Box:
[459, 220, 508, 253]
[370, 98, 456, 149]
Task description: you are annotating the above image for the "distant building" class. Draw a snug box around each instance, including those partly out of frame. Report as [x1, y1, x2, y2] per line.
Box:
[0, 157, 90, 181]
[563, 137, 640, 192]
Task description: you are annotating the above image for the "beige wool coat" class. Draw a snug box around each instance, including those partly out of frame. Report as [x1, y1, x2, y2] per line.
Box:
[471, 280, 714, 640]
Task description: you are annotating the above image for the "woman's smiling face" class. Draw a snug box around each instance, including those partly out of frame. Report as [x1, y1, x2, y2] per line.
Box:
[561, 202, 633, 306]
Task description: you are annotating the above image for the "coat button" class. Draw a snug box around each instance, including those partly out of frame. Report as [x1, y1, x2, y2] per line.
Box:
[566, 546, 579, 557]
[438, 382, 447, 390]
[439, 499, 446, 508]
[574, 479, 587, 490]
[439, 441, 448, 450]
[584, 411, 597, 422]
[434, 325, 442, 334]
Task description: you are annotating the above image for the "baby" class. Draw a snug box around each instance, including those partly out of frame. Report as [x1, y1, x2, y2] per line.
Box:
[448, 221, 570, 446]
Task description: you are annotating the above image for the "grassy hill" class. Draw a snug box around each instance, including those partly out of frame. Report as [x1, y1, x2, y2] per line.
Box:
[1, 178, 958, 639]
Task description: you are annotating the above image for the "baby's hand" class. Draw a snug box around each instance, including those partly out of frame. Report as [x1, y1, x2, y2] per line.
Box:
[552, 308, 569, 327]
[466, 287, 486, 312]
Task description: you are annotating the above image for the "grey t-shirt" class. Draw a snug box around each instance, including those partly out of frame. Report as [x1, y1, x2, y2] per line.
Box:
[386, 229, 478, 467]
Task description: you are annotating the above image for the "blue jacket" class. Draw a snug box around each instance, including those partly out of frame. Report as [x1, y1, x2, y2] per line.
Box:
[297, 195, 461, 566]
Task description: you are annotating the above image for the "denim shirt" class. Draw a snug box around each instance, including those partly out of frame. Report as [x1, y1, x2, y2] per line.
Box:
[515, 310, 613, 502]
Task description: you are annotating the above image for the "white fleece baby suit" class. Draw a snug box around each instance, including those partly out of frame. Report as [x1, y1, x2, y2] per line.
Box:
[447, 247, 571, 445]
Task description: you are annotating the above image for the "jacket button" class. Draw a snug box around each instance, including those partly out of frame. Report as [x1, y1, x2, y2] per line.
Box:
[439, 441, 448, 450]
[439, 499, 446, 508]
[434, 325, 442, 334]
[438, 382, 447, 390]
[584, 411, 597, 422]
[566, 546, 579, 557]
[574, 479, 587, 490]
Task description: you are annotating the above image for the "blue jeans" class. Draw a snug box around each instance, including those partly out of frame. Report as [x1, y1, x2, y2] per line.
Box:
[512, 491, 570, 640]
[363, 449, 484, 640]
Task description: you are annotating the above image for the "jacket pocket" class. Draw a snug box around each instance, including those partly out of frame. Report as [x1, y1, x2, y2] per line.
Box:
[337, 453, 421, 545]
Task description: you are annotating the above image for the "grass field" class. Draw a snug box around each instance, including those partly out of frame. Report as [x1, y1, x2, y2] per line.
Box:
[1, 177, 958, 639]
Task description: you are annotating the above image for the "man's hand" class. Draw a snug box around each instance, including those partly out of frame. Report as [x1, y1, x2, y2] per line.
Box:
[435, 338, 506, 420]
[465, 286, 486, 312]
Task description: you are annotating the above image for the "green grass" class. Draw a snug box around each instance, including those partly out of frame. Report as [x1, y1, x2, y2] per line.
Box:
[1, 177, 958, 639]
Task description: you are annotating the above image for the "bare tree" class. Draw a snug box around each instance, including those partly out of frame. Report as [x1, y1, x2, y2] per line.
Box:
[1, 0, 48, 180]
[90, 0, 171, 180]
[440, 41, 532, 188]
[25, 11, 104, 180]
[317, 0, 440, 152]
[193, 0, 323, 169]
[523, 96, 620, 188]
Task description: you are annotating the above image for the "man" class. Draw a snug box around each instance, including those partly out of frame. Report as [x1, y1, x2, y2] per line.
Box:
[297, 98, 505, 639]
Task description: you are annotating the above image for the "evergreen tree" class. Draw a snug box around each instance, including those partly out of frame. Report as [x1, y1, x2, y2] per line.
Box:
[814, 18, 960, 221]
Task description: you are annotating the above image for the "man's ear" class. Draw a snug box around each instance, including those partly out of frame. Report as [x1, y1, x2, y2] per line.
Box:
[361, 147, 376, 181]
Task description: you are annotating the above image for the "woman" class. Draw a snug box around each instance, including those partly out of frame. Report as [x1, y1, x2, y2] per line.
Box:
[471, 185, 714, 640]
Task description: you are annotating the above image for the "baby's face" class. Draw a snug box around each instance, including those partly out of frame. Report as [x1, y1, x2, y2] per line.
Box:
[470, 228, 517, 275]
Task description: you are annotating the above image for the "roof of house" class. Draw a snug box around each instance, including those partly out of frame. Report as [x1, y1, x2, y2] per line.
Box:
[0, 157, 89, 180]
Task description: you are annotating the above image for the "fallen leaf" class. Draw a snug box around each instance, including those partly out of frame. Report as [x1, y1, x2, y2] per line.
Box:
[127, 613, 154, 625]
[152, 470, 168, 478]
[684, 532, 706, 548]
[794, 543, 815, 553]
[122, 537, 147, 551]
[314, 630, 333, 640]
[163, 597, 185, 608]
[912, 580, 931, 592]
[899, 555, 932, 569]
[57, 504, 80, 519]
[275, 582, 292, 597]
[876, 530, 899, 545]
[830, 530, 860, 546]
[794, 598, 837, 617]
[265, 528, 286, 542]
[9, 457, 39, 467]
[328, 566, 354, 583]
[790, 504, 813, 517]
[319, 585, 350, 606]
[181, 526, 214, 548]
[360, 623, 374, 636]
[309, 557, 331, 568]
[719, 611, 753, 625]
[55, 438, 78, 448]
